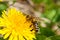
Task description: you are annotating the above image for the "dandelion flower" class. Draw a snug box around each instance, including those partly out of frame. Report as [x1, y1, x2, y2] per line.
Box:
[0, 8, 36, 40]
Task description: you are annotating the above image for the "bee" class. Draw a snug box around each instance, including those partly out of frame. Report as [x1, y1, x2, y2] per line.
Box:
[26, 15, 40, 33]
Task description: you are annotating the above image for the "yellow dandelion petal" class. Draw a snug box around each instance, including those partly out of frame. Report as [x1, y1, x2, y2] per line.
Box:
[0, 28, 9, 35]
[4, 32, 11, 39]
[2, 11, 7, 18]
[0, 18, 5, 26]
[13, 36, 18, 40]
[19, 34, 25, 40]
[0, 7, 36, 40]
[8, 34, 13, 40]
[23, 30, 35, 40]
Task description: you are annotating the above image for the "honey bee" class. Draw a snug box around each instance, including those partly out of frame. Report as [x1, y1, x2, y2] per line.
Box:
[25, 15, 40, 33]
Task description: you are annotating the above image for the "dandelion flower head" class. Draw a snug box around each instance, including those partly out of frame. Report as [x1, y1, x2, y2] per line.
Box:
[0, 8, 36, 40]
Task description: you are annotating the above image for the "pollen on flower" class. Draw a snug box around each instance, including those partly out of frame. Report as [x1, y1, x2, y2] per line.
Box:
[0, 8, 36, 40]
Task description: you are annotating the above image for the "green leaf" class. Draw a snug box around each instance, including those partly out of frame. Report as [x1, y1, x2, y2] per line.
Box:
[40, 27, 55, 37]
[52, 8, 60, 22]
[45, 37, 52, 40]
[0, 37, 4, 40]
[0, 2, 8, 16]
[35, 34, 46, 40]
[0, 3, 7, 11]
[51, 35, 60, 40]
[44, 10, 56, 20]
